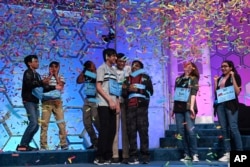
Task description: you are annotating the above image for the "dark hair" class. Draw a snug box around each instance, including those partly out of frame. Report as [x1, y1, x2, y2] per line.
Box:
[132, 60, 144, 69]
[49, 61, 59, 67]
[83, 60, 94, 73]
[24, 55, 38, 68]
[222, 60, 238, 75]
[117, 53, 126, 59]
[103, 48, 117, 61]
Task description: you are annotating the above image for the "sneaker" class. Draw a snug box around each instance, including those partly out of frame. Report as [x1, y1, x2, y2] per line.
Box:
[93, 158, 98, 164]
[111, 158, 120, 164]
[141, 159, 150, 164]
[180, 154, 191, 161]
[16, 145, 28, 151]
[61, 145, 69, 150]
[94, 158, 105, 165]
[141, 156, 150, 164]
[219, 152, 230, 162]
[192, 154, 199, 162]
[16, 145, 38, 151]
[104, 160, 111, 165]
[122, 158, 129, 164]
[128, 158, 139, 165]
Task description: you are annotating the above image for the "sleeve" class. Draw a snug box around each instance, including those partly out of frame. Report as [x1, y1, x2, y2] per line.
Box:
[190, 76, 199, 96]
[96, 65, 105, 82]
[146, 75, 153, 96]
[140, 74, 153, 97]
[60, 75, 65, 84]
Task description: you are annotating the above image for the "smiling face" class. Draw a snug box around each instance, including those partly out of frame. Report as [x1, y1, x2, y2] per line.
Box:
[116, 59, 126, 70]
[106, 54, 117, 66]
[183, 62, 194, 76]
[221, 62, 232, 75]
[131, 62, 142, 72]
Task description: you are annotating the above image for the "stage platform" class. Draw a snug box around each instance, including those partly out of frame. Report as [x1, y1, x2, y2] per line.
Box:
[12, 161, 228, 167]
[1, 123, 248, 167]
[1, 149, 228, 167]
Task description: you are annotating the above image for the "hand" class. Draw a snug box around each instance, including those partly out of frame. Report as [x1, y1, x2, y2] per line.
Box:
[49, 69, 53, 76]
[42, 78, 50, 85]
[108, 99, 116, 110]
[55, 84, 63, 91]
[230, 71, 234, 76]
[213, 75, 219, 82]
[129, 84, 138, 92]
[122, 84, 127, 89]
[190, 108, 196, 119]
[171, 111, 175, 119]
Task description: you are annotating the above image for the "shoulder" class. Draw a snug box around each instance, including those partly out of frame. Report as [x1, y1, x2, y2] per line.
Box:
[24, 69, 33, 76]
[190, 76, 198, 82]
[97, 63, 106, 71]
[175, 76, 181, 82]
[142, 74, 151, 81]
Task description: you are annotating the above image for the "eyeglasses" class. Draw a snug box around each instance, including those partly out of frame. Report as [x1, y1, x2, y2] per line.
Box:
[221, 65, 229, 68]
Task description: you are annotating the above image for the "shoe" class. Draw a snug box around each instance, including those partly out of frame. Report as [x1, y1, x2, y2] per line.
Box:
[141, 156, 150, 164]
[122, 158, 129, 164]
[16, 145, 38, 151]
[192, 154, 199, 162]
[111, 158, 120, 164]
[93, 158, 110, 165]
[104, 160, 111, 165]
[128, 158, 139, 165]
[93, 158, 99, 164]
[219, 152, 230, 162]
[141, 160, 150, 164]
[61, 145, 68, 150]
[16, 145, 27, 151]
[93, 159, 105, 165]
[180, 154, 191, 161]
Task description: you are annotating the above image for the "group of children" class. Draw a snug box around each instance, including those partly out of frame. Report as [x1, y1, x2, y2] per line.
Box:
[17, 51, 243, 165]
[77, 48, 153, 165]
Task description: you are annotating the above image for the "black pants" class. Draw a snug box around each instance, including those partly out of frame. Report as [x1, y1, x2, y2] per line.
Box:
[96, 106, 116, 160]
[127, 106, 149, 159]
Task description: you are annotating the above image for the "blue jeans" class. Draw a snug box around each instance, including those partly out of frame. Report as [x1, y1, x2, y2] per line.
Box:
[20, 102, 39, 146]
[175, 112, 198, 156]
[216, 103, 243, 152]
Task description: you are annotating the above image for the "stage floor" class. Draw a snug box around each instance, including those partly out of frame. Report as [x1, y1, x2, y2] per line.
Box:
[10, 161, 228, 167]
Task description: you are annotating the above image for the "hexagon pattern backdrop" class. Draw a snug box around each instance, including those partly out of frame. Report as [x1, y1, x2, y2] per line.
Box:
[0, 1, 250, 152]
[0, 1, 168, 151]
[0, 3, 115, 151]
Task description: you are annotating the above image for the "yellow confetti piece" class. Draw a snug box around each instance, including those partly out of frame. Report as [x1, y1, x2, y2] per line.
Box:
[216, 126, 221, 129]
[175, 134, 183, 140]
